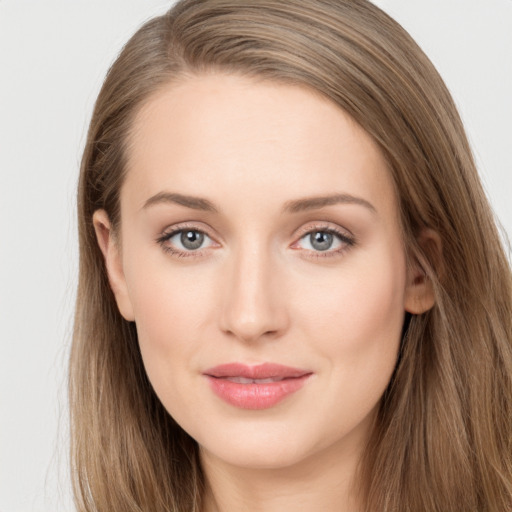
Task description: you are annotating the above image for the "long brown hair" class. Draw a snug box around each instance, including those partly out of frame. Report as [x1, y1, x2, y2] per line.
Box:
[70, 1, 512, 510]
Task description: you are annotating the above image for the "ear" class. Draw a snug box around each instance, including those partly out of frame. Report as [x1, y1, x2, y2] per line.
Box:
[404, 229, 442, 315]
[92, 209, 135, 321]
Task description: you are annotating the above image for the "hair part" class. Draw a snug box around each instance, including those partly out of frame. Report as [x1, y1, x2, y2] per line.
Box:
[71, 1, 512, 510]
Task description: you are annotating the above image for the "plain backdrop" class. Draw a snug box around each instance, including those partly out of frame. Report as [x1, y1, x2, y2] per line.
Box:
[1, 1, 511, 510]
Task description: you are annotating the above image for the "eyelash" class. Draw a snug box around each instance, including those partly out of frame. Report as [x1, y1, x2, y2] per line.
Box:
[155, 223, 356, 260]
[155, 223, 214, 258]
[293, 224, 356, 259]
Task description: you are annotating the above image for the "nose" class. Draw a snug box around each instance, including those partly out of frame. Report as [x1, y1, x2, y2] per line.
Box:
[218, 242, 289, 343]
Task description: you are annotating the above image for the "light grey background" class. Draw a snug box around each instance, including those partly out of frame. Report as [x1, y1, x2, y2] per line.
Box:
[1, 1, 510, 510]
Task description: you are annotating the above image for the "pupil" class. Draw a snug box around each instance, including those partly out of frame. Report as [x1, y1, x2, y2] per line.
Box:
[181, 230, 204, 250]
[311, 231, 333, 251]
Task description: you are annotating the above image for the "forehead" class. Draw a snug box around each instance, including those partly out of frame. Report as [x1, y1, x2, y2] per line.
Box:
[123, 73, 397, 220]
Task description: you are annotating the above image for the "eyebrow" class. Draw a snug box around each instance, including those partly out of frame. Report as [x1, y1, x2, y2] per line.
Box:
[142, 192, 218, 212]
[283, 194, 377, 214]
[142, 191, 376, 215]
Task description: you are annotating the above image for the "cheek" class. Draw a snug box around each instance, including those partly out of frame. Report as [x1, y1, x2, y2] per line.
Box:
[124, 236, 211, 342]
[297, 245, 407, 373]
[123, 258, 213, 402]
[288, 247, 407, 446]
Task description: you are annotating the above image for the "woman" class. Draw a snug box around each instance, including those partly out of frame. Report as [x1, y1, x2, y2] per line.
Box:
[70, 0, 512, 510]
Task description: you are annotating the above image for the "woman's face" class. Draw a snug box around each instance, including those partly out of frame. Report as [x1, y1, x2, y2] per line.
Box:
[96, 74, 429, 470]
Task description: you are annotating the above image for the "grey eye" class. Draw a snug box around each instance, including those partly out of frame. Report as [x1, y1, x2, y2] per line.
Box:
[309, 231, 334, 251]
[297, 230, 346, 253]
[180, 230, 205, 250]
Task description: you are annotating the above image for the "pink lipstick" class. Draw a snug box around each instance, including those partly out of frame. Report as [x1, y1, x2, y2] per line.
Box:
[203, 363, 312, 410]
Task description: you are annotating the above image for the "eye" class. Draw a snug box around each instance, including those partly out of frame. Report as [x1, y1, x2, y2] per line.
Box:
[301, 231, 339, 251]
[157, 227, 216, 256]
[174, 230, 207, 250]
[293, 227, 355, 256]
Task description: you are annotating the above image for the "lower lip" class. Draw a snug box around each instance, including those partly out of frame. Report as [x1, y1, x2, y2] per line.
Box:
[205, 375, 311, 410]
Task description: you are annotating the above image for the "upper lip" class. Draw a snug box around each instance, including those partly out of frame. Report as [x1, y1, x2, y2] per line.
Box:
[203, 363, 311, 379]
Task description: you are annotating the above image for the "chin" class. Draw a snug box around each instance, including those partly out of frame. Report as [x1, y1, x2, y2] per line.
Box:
[201, 436, 314, 471]
[193, 412, 351, 472]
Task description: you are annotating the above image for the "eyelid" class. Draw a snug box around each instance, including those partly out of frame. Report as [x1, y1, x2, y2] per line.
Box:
[293, 221, 354, 240]
[156, 222, 220, 257]
[290, 222, 356, 258]
[156, 221, 355, 259]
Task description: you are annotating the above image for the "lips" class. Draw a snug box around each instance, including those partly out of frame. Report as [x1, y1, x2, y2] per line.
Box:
[203, 363, 312, 410]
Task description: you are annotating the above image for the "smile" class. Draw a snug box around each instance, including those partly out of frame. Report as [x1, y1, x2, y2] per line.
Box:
[203, 363, 313, 410]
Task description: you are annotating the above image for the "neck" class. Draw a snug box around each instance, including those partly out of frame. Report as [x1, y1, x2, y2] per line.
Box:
[200, 438, 364, 512]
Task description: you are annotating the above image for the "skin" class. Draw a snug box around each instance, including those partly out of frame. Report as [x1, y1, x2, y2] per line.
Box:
[94, 73, 434, 512]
